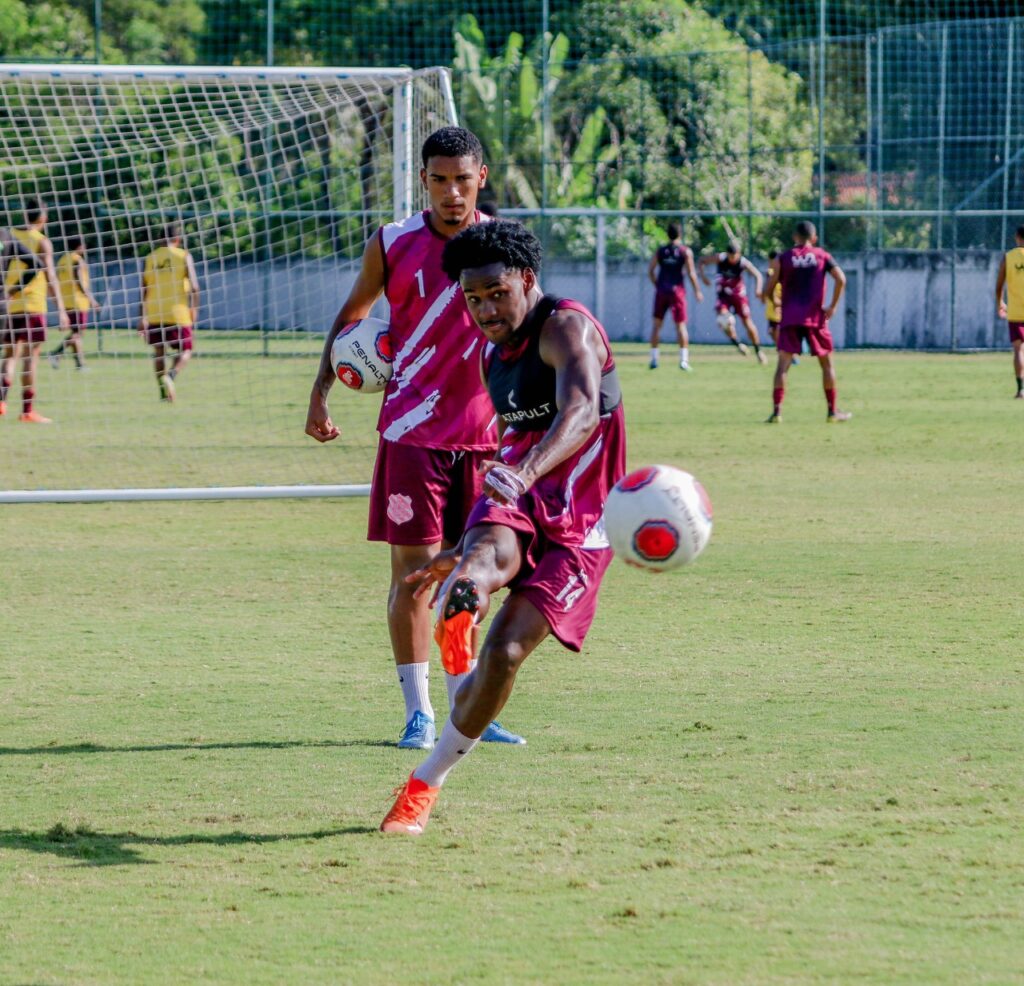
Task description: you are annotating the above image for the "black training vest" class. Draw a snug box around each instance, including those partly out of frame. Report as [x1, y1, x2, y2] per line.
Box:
[485, 295, 622, 433]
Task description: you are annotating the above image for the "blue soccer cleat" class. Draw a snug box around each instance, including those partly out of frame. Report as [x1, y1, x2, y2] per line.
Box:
[481, 720, 526, 745]
[397, 710, 436, 750]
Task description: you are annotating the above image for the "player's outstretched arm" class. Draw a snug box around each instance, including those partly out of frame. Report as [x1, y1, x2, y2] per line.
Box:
[697, 253, 715, 286]
[305, 230, 385, 443]
[824, 263, 846, 321]
[484, 309, 603, 503]
[996, 257, 1008, 317]
[743, 257, 764, 296]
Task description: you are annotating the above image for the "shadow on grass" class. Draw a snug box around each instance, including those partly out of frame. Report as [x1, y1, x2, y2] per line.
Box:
[0, 739, 394, 756]
[0, 822, 379, 866]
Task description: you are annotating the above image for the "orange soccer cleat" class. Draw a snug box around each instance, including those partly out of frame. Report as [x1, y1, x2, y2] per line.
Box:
[19, 410, 52, 424]
[380, 774, 440, 835]
[434, 577, 479, 676]
[0, 400, 6, 416]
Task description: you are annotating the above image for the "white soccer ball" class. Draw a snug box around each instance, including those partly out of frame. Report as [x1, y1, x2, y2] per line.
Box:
[604, 464, 712, 571]
[331, 316, 394, 393]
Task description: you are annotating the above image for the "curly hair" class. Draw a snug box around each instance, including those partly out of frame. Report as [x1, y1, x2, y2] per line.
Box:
[421, 126, 484, 166]
[441, 220, 543, 282]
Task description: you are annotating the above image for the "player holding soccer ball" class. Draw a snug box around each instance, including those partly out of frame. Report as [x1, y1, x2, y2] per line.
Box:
[380, 220, 626, 835]
[305, 127, 524, 750]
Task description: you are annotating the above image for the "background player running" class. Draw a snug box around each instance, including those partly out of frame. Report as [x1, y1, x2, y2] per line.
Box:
[648, 221, 702, 370]
[305, 127, 523, 750]
[0, 199, 69, 422]
[50, 233, 100, 371]
[698, 238, 766, 362]
[381, 220, 625, 835]
[763, 220, 850, 424]
[994, 224, 1024, 399]
[138, 222, 199, 403]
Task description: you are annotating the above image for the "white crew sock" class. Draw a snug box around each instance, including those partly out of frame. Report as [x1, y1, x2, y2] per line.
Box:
[413, 721, 479, 788]
[445, 660, 476, 711]
[680, 346, 689, 364]
[396, 662, 433, 722]
[650, 347, 659, 362]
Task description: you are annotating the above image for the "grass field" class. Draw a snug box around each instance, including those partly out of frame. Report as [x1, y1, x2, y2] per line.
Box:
[2, 345, 1023, 984]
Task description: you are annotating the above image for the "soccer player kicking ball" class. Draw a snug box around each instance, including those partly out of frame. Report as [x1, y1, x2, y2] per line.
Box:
[994, 224, 1024, 399]
[698, 238, 767, 363]
[764, 220, 850, 423]
[305, 127, 523, 751]
[380, 220, 626, 835]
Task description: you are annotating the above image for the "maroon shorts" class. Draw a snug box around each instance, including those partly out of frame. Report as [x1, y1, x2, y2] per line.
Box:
[464, 495, 613, 652]
[778, 321, 834, 356]
[368, 439, 492, 546]
[1009, 321, 1024, 344]
[2, 313, 47, 345]
[653, 286, 687, 323]
[716, 292, 751, 320]
[68, 310, 89, 332]
[146, 323, 194, 352]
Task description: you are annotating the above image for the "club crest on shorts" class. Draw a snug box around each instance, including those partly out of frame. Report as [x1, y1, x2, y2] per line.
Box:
[376, 330, 394, 363]
[387, 493, 414, 525]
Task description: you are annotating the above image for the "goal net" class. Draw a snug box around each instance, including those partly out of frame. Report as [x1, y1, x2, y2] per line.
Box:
[0, 63, 456, 502]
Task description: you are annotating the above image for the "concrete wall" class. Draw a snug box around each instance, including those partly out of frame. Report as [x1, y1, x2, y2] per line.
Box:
[80, 250, 1007, 349]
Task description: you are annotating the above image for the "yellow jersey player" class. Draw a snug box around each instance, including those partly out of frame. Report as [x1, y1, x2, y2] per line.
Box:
[1, 199, 69, 422]
[50, 234, 100, 371]
[995, 224, 1024, 399]
[138, 221, 199, 402]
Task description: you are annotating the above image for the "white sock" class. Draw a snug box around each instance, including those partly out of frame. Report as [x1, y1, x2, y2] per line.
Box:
[396, 662, 433, 722]
[445, 660, 476, 711]
[413, 721, 479, 788]
[680, 346, 689, 364]
[650, 346, 659, 362]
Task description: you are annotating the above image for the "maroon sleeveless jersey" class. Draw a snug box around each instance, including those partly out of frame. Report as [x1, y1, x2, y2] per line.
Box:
[376, 210, 498, 451]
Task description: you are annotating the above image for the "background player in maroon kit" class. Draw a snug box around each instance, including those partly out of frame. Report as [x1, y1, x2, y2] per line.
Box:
[647, 221, 702, 370]
[381, 220, 625, 835]
[698, 238, 766, 362]
[763, 220, 850, 423]
[305, 127, 524, 750]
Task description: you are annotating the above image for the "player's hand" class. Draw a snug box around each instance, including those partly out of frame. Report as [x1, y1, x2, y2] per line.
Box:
[696, 290, 704, 303]
[58, 310, 70, 331]
[480, 459, 529, 505]
[305, 392, 340, 443]
[137, 317, 149, 335]
[824, 305, 837, 321]
[405, 548, 461, 601]
[700, 274, 711, 287]
[998, 302, 1008, 319]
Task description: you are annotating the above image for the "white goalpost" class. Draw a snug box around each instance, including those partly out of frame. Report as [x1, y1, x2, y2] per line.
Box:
[0, 63, 456, 503]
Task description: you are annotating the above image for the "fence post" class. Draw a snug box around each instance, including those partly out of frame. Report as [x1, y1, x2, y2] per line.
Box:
[1001, 23, 1015, 250]
[266, 0, 275, 66]
[94, 0, 102, 64]
[950, 212, 958, 352]
[595, 213, 606, 325]
[876, 30, 884, 250]
[936, 25, 947, 250]
[541, 0, 550, 212]
[746, 49, 753, 246]
[818, 0, 826, 241]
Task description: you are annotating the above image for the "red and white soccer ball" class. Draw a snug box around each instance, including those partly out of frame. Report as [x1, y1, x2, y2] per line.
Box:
[604, 464, 713, 571]
[331, 316, 394, 394]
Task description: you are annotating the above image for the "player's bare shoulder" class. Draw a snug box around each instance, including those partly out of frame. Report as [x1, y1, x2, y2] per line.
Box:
[539, 304, 607, 366]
